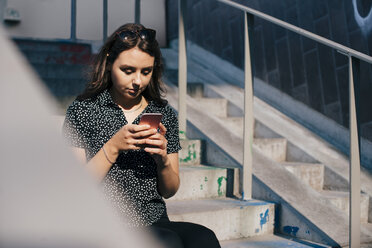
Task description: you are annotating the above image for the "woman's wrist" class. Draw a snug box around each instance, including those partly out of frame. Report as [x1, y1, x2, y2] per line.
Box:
[103, 140, 119, 164]
[155, 154, 170, 169]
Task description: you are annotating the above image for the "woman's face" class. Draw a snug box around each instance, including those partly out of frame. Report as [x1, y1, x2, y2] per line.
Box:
[110, 47, 155, 100]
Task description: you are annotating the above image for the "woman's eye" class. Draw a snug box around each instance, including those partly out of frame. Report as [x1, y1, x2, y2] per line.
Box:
[142, 69, 152, 75]
[122, 68, 134, 75]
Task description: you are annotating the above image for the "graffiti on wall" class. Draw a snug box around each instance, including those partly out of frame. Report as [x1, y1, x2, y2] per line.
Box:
[352, 0, 372, 35]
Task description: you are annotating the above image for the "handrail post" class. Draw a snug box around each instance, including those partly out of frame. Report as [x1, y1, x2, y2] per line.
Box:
[242, 12, 254, 200]
[70, 0, 76, 41]
[349, 56, 361, 248]
[135, 0, 141, 24]
[178, 0, 187, 139]
[103, 0, 108, 41]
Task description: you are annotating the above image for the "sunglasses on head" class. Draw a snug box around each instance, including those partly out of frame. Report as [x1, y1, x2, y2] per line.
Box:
[116, 29, 156, 42]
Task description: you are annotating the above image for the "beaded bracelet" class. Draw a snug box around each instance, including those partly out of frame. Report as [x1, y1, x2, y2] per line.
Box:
[102, 145, 115, 164]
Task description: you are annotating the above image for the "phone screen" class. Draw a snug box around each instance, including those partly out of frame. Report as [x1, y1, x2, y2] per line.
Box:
[139, 113, 163, 129]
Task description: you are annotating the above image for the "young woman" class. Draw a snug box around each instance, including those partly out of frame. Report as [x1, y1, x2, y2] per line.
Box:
[63, 23, 220, 248]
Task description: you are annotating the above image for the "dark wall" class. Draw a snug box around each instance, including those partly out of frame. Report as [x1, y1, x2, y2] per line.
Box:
[166, 0, 372, 142]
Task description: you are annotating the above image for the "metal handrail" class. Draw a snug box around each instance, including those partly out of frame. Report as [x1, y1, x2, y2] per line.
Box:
[217, 1, 369, 247]
[177, 0, 371, 247]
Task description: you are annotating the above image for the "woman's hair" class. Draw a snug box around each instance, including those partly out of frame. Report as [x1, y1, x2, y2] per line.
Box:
[77, 23, 166, 105]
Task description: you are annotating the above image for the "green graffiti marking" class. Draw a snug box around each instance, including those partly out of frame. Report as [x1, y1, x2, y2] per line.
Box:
[179, 130, 186, 140]
[200, 184, 203, 190]
[193, 144, 197, 159]
[217, 176, 227, 196]
[204, 177, 208, 182]
[179, 143, 197, 163]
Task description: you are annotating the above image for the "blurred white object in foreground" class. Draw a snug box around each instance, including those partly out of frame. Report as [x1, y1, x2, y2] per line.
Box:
[0, 25, 161, 248]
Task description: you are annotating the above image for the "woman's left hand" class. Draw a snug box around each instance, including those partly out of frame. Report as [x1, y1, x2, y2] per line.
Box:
[144, 123, 169, 166]
[145, 123, 180, 198]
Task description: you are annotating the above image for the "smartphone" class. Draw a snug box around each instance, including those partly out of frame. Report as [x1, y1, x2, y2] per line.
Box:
[139, 113, 163, 129]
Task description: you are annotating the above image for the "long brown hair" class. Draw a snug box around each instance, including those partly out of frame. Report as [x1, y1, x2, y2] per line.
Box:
[77, 23, 166, 105]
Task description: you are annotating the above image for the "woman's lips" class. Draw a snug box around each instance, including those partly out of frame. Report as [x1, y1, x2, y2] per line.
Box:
[127, 89, 139, 95]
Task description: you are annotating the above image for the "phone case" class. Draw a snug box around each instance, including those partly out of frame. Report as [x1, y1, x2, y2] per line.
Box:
[139, 113, 163, 129]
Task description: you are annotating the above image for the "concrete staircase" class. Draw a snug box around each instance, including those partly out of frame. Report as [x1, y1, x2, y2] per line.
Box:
[13, 39, 92, 113]
[161, 45, 372, 247]
[163, 82, 338, 247]
[185, 81, 371, 224]
[167, 146, 276, 242]
[167, 141, 332, 247]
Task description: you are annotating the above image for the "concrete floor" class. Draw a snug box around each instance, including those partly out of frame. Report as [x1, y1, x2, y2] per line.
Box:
[220, 235, 332, 248]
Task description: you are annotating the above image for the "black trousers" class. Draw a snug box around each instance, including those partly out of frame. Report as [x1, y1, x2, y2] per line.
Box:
[149, 215, 221, 248]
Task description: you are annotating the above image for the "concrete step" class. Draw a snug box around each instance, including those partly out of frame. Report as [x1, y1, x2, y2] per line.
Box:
[23, 50, 91, 65]
[218, 116, 283, 140]
[281, 162, 324, 191]
[14, 39, 91, 53]
[169, 165, 227, 201]
[221, 117, 244, 133]
[253, 138, 287, 162]
[192, 97, 228, 118]
[361, 242, 372, 248]
[187, 82, 205, 98]
[362, 223, 372, 244]
[320, 190, 370, 223]
[166, 198, 275, 241]
[220, 234, 332, 248]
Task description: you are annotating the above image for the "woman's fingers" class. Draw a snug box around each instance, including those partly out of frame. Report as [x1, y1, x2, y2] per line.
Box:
[132, 138, 147, 146]
[115, 123, 166, 152]
[145, 138, 166, 149]
[132, 128, 157, 138]
[159, 123, 167, 135]
[126, 124, 150, 133]
[144, 147, 162, 154]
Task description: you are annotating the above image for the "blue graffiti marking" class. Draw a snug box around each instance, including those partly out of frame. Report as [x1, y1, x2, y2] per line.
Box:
[247, 201, 271, 206]
[255, 228, 260, 233]
[260, 209, 269, 230]
[283, 226, 300, 236]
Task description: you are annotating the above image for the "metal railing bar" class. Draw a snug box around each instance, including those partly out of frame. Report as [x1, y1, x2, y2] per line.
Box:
[103, 0, 108, 41]
[70, 0, 76, 41]
[178, 0, 187, 139]
[218, 0, 372, 65]
[242, 12, 254, 200]
[135, 0, 141, 24]
[349, 56, 361, 248]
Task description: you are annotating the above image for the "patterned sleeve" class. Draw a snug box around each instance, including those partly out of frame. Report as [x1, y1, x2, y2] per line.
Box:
[163, 105, 182, 154]
[62, 101, 88, 148]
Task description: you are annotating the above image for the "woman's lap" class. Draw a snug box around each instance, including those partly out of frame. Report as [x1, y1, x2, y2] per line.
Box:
[150, 221, 221, 248]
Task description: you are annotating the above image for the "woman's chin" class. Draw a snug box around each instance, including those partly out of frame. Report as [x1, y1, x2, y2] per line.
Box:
[127, 92, 140, 98]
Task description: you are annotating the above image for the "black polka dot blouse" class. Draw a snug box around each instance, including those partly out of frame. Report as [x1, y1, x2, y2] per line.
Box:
[62, 89, 181, 227]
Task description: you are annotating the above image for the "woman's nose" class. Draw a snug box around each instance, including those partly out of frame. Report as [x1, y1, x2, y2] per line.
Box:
[132, 73, 141, 86]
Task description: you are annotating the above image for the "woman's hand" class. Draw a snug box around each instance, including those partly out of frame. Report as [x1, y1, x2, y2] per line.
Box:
[84, 124, 157, 181]
[143, 123, 169, 166]
[144, 123, 180, 198]
[106, 124, 157, 156]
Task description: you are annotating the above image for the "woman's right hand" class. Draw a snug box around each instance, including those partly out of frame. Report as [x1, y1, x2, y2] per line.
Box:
[107, 124, 157, 155]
